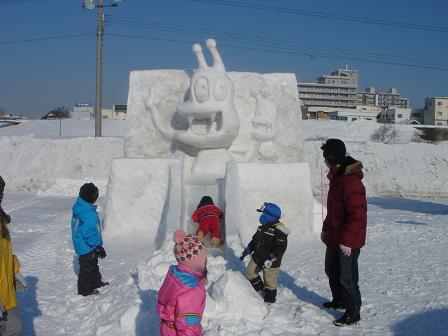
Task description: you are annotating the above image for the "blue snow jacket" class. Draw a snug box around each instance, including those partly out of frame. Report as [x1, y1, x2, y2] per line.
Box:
[71, 197, 103, 256]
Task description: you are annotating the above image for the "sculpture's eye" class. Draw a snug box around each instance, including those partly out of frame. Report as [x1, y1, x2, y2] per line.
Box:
[194, 76, 210, 103]
[214, 79, 228, 101]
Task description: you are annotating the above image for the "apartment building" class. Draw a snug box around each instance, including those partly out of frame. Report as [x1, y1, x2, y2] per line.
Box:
[424, 97, 448, 125]
[298, 65, 358, 115]
[358, 87, 408, 108]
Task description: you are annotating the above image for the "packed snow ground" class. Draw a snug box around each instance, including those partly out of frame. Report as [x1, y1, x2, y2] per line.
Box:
[1, 119, 448, 335]
[6, 193, 448, 335]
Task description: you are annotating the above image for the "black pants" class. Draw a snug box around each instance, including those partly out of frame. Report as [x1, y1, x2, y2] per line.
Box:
[325, 246, 361, 316]
[78, 251, 102, 295]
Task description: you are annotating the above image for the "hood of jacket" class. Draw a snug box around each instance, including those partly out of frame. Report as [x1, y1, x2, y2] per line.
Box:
[328, 156, 364, 181]
[72, 196, 97, 217]
[274, 222, 290, 235]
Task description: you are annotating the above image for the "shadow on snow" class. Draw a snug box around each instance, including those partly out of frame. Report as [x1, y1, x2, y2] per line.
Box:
[393, 308, 448, 336]
[17, 276, 42, 336]
[368, 197, 448, 216]
[135, 289, 159, 336]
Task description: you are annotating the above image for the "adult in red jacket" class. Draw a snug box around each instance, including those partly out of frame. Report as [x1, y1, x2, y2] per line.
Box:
[192, 196, 223, 246]
[320, 139, 367, 327]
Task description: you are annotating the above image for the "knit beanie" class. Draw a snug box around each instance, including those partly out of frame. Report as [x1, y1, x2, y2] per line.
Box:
[79, 183, 99, 204]
[173, 230, 206, 263]
[321, 138, 346, 165]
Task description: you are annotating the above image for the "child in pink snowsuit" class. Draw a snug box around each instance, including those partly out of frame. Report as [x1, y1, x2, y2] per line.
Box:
[157, 230, 207, 336]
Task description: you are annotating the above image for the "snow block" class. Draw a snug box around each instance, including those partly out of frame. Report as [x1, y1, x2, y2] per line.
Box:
[103, 158, 182, 241]
[124, 70, 304, 162]
[224, 161, 313, 244]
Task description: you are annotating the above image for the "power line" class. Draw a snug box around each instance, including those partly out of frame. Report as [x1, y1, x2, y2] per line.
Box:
[0, 33, 94, 45]
[106, 33, 448, 72]
[0, 0, 33, 6]
[178, 0, 448, 33]
[106, 19, 299, 54]
[107, 15, 448, 67]
[105, 15, 448, 71]
[107, 33, 296, 55]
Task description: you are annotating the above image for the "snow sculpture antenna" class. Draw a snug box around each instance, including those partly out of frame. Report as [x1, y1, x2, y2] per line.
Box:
[193, 43, 208, 69]
[206, 39, 225, 72]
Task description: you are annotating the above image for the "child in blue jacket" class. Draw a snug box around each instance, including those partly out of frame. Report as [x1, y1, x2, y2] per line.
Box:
[71, 183, 108, 296]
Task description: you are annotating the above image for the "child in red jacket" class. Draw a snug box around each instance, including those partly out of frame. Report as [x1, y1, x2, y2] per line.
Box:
[192, 196, 223, 246]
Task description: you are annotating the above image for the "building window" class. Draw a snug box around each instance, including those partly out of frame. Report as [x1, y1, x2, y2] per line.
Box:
[398, 114, 403, 118]
[438, 112, 443, 116]
[437, 101, 443, 106]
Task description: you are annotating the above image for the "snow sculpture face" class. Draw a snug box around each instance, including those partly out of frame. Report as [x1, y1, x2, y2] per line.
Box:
[174, 39, 240, 149]
[251, 92, 277, 142]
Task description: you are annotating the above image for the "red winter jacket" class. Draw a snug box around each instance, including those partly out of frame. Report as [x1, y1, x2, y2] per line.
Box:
[322, 159, 367, 249]
[192, 205, 222, 225]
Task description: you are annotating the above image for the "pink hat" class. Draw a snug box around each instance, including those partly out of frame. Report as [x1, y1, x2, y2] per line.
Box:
[173, 230, 206, 263]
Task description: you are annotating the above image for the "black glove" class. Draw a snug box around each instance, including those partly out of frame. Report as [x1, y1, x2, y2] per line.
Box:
[1, 224, 8, 239]
[0, 209, 10, 224]
[95, 246, 107, 259]
[239, 246, 252, 261]
[0, 302, 6, 321]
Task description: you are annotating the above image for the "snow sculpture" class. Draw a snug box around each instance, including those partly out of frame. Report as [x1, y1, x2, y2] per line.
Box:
[148, 39, 239, 150]
[105, 38, 313, 246]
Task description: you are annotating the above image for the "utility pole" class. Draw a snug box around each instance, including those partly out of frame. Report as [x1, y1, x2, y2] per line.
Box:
[95, 0, 104, 137]
[83, 0, 122, 137]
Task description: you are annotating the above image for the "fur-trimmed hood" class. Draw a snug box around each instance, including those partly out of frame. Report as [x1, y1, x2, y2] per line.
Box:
[327, 156, 364, 181]
[274, 222, 290, 235]
[343, 160, 363, 176]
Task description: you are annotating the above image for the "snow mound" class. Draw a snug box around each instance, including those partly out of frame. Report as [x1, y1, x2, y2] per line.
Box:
[0, 135, 123, 195]
[206, 269, 268, 321]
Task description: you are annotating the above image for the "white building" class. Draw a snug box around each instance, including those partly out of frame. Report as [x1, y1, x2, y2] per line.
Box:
[306, 106, 378, 122]
[387, 108, 424, 124]
[70, 103, 94, 120]
[112, 104, 127, 120]
[101, 105, 127, 119]
[424, 97, 448, 125]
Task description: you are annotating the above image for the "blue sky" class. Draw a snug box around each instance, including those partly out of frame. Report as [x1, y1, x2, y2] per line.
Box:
[1, 0, 447, 118]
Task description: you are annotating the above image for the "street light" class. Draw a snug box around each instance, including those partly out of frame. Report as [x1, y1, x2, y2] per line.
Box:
[82, 0, 122, 137]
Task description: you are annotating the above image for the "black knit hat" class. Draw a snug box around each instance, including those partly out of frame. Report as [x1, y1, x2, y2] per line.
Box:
[321, 138, 346, 165]
[79, 183, 99, 204]
[197, 195, 214, 209]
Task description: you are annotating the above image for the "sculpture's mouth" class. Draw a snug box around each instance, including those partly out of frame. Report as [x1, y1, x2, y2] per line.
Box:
[174, 103, 240, 149]
[252, 118, 274, 133]
[185, 111, 223, 135]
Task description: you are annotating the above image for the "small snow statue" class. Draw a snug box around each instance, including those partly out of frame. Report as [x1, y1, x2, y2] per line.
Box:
[157, 230, 208, 336]
[192, 195, 223, 246]
[239, 202, 290, 304]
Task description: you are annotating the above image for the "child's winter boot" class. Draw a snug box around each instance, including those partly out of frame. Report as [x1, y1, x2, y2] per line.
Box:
[249, 275, 264, 293]
[264, 288, 277, 304]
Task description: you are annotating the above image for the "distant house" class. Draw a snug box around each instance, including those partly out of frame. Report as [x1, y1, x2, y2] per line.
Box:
[41, 111, 69, 120]
[112, 104, 127, 120]
[71, 103, 94, 120]
[386, 108, 424, 124]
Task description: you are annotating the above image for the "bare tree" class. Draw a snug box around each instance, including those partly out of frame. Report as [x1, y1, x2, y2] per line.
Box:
[370, 124, 398, 144]
[0, 106, 7, 118]
[53, 105, 70, 118]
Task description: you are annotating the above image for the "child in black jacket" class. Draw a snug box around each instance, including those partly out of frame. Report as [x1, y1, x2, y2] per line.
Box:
[240, 202, 290, 303]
